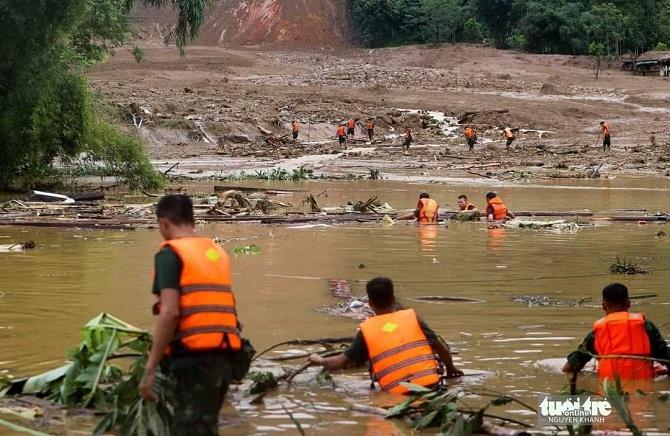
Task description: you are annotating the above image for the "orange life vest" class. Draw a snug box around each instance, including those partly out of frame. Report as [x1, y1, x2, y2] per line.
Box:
[359, 309, 440, 394]
[464, 127, 476, 139]
[367, 121, 375, 130]
[594, 312, 654, 380]
[487, 197, 508, 221]
[292, 122, 299, 132]
[348, 119, 356, 129]
[337, 126, 346, 137]
[156, 237, 241, 354]
[417, 198, 439, 224]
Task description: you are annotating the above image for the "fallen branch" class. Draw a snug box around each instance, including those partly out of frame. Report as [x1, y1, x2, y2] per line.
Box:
[253, 337, 353, 362]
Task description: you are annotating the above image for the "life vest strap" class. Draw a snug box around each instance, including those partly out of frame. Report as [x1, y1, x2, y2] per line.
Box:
[181, 284, 232, 294]
[180, 304, 237, 316]
[174, 325, 240, 341]
[373, 354, 438, 380]
[370, 339, 430, 365]
[383, 368, 440, 391]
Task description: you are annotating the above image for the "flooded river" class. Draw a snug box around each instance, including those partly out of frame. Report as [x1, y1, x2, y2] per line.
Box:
[1, 178, 669, 434]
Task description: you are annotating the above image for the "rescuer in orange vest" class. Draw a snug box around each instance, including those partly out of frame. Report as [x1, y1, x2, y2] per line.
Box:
[337, 124, 347, 147]
[397, 192, 440, 224]
[500, 126, 515, 150]
[140, 194, 249, 435]
[563, 283, 670, 386]
[366, 118, 376, 142]
[457, 194, 477, 212]
[485, 192, 515, 222]
[464, 126, 478, 151]
[347, 118, 356, 138]
[309, 277, 463, 394]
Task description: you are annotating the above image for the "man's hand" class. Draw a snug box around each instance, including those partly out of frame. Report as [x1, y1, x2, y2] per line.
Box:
[309, 354, 325, 366]
[445, 365, 464, 378]
[139, 367, 158, 402]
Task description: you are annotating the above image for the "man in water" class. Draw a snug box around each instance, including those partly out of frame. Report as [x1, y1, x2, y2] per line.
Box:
[457, 195, 477, 211]
[563, 283, 670, 388]
[140, 194, 245, 435]
[397, 192, 439, 224]
[309, 277, 463, 394]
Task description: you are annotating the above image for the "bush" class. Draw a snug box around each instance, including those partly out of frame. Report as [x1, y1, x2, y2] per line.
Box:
[507, 32, 526, 50]
[462, 17, 485, 43]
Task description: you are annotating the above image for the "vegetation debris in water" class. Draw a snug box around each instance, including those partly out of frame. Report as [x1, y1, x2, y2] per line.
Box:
[0, 313, 172, 435]
[232, 244, 262, 256]
[608, 257, 648, 275]
[247, 372, 278, 395]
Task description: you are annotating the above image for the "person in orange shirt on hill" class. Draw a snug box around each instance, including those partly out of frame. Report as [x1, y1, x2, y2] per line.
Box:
[291, 120, 300, 140]
[347, 118, 356, 139]
[366, 119, 376, 141]
[336, 124, 347, 147]
[464, 127, 478, 152]
[599, 121, 611, 152]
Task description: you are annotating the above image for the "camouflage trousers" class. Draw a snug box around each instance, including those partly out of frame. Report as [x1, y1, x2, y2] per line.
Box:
[167, 353, 233, 436]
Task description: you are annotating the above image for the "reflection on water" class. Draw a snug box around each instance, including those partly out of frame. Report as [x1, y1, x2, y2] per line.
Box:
[0, 179, 669, 433]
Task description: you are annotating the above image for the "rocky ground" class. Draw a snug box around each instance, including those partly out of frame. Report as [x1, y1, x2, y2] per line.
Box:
[86, 43, 670, 182]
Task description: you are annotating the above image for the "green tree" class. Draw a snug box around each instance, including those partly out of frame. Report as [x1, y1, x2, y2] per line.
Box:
[589, 41, 606, 79]
[584, 3, 627, 57]
[423, 0, 465, 43]
[0, 0, 210, 189]
[462, 16, 485, 42]
[471, 0, 515, 48]
[515, 0, 586, 54]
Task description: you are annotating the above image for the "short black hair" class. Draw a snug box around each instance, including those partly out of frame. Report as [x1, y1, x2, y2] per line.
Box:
[458, 194, 468, 201]
[419, 192, 430, 199]
[486, 192, 497, 200]
[600, 121, 605, 125]
[367, 277, 395, 308]
[602, 283, 629, 306]
[156, 194, 195, 226]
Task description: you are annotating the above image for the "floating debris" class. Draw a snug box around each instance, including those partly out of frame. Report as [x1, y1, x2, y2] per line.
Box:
[232, 244, 262, 256]
[410, 296, 485, 304]
[609, 257, 648, 275]
[503, 219, 582, 232]
[512, 295, 596, 308]
[0, 241, 35, 253]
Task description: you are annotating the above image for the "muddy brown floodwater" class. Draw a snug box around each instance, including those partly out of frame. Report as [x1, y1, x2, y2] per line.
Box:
[1, 178, 669, 434]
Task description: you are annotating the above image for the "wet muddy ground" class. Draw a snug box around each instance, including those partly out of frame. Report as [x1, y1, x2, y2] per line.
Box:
[1, 179, 669, 434]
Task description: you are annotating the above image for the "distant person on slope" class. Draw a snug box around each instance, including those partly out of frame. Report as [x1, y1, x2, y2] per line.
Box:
[501, 126, 515, 150]
[367, 119, 376, 142]
[337, 124, 347, 147]
[402, 127, 413, 154]
[464, 127, 479, 152]
[347, 118, 356, 139]
[599, 121, 611, 152]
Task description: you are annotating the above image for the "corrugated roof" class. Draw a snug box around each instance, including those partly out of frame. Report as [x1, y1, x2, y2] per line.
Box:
[635, 51, 670, 62]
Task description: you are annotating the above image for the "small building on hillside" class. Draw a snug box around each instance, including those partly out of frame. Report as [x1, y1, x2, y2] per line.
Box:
[633, 51, 670, 76]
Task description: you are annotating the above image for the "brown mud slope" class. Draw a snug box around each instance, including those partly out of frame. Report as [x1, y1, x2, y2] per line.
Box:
[134, 0, 353, 48]
[87, 43, 670, 181]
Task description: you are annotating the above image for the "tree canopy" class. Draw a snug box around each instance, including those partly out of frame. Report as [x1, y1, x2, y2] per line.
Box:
[352, 0, 670, 54]
[0, 0, 211, 189]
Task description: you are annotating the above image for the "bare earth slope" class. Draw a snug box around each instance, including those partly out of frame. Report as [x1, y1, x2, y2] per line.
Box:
[134, 0, 353, 48]
[87, 41, 670, 181]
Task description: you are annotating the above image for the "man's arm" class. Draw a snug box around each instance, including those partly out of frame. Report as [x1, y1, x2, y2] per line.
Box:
[563, 331, 595, 374]
[310, 331, 366, 371]
[433, 339, 463, 377]
[139, 288, 180, 401]
[309, 353, 351, 371]
[418, 319, 463, 377]
[646, 321, 670, 370]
